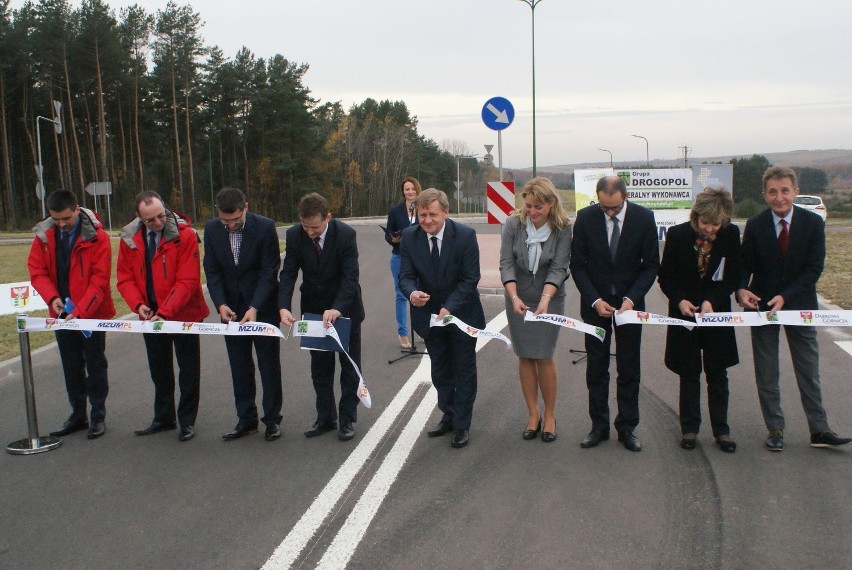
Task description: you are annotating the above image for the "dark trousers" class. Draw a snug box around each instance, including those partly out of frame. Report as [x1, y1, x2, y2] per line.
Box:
[424, 326, 478, 430]
[142, 333, 200, 428]
[679, 370, 730, 437]
[55, 330, 108, 423]
[310, 319, 362, 425]
[583, 305, 641, 434]
[224, 335, 282, 427]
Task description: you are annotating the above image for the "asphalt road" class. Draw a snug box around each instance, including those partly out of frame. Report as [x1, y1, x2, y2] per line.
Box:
[1, 220, 850, 569]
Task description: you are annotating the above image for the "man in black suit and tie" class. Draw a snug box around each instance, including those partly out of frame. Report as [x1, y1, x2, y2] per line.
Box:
[737, 166, 851, 451]
[398, 188, 485, 449]
[279, 193, 364, 442]
[203, 187, 283, 442]
[570, 175, 659, 452]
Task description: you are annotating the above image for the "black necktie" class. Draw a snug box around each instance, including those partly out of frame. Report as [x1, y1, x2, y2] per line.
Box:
[609, 216, 620, 260]
[146, 231, 158, 310]
[148, 231, 158, 263]
[313, 236, 322, 257]
[431, 236, 440, 272]
[60, 231, 71, 259]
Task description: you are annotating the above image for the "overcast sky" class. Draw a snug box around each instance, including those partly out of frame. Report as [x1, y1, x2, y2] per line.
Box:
[10, 0, 852, 168]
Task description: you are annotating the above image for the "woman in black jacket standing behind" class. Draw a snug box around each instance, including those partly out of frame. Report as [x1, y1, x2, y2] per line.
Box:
[385, 176, 421, 348]
[658, 187, 742, 453]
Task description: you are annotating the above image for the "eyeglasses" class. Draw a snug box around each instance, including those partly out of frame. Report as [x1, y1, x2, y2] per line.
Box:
[142, 212, 166, 224]
[219, 212, 245, 226]
[597, 202, 624, 216]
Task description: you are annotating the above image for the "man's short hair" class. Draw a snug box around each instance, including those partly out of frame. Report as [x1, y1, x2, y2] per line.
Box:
[596, 175, 627, 197]
[134, 190, 164, 213]
[298, 192, 329, 219]
[762, 166, 798, 190]
[690, 186, 733, 228]
[216, 187, 247, 213]
[47, 189, 78, 213]
[415, 188, 449, 212]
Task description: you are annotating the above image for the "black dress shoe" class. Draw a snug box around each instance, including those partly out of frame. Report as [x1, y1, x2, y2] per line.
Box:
[222, 423, 258, 440]
[304, 421, 337, 438]
[522, 418, 542, 440]
[135, 421, 177, 436]
[50, 416, 89, 437]
[580, 429, 610, 448]
[451, 429, 470, 448]
[178, 426, 195, 441]
[618, 431, 642, 452]
[715, 437, 736, 453]
[427, 420, 453, 437]
[541, 420, 557, 443]
[338, 422, 355, 441]
[680, 436, 697, 450]
[87, 422, 106, 439]
[265, 424, 281, 441]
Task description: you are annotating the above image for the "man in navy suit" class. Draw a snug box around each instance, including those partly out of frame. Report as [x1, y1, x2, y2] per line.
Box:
[279, 193, 364, 442]
[204, 187, 283, 442]
[737, 166, 851, 451]
[570, 175, 659, 452]
[399, 188, 485, 448]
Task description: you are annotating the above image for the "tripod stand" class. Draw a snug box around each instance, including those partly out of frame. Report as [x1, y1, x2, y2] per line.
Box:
[388, 304, 427, 364]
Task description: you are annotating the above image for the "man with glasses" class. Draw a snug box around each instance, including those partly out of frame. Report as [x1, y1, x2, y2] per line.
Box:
[28, 189, 115, 439]
[204, 187, 283, 441]
[570, 175, 659, 452]
[279, 193, 364, 442]
[117, 191, 208, 442]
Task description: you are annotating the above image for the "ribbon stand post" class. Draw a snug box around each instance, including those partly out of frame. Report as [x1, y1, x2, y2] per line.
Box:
[6, 314, 61, 455]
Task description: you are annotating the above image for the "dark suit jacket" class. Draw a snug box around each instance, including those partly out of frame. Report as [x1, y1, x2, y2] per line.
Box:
[569, 201, 660, 316]
[203, 212, 281, 323]
[658, 221, 741, 375]
[740, 206, 825, 311]
[278, 218, 365, 322]
[385, 202, 418, 255]
[398, 218, 485, 339]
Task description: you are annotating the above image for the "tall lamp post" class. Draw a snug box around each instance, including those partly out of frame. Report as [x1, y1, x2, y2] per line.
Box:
[631, 134, 649, 167]
[518, 0, 543, 176]
[36, 101, 63, 218]
[597, 148, 613, 168]
[455, 154, 479, 215]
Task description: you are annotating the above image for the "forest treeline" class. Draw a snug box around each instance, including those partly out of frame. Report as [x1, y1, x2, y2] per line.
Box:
[0, 0, 496, 229]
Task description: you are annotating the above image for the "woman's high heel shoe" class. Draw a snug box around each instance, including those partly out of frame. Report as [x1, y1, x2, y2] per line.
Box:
[715, 436, 737, 453]
[541, 420, 557, 443]
[522, 418, 542, 440]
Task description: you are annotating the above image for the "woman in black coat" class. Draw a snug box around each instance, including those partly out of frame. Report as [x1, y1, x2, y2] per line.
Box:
[658, 187, 741, 453]
[385, 176, 421, 348]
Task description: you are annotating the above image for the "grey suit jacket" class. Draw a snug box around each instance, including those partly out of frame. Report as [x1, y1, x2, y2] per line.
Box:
[499, 214, 571, 301]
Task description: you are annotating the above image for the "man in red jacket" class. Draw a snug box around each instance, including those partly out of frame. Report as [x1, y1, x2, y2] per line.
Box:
[117, 191, 209, 442]
[28, 190, 115, 439]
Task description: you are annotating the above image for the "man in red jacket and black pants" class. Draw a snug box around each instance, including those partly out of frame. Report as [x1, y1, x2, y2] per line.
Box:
[117, 191, 209, 442]
[28, 190, 116, 439]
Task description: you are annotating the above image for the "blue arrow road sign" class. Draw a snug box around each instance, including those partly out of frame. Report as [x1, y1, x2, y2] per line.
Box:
[481, 96, 514, 131]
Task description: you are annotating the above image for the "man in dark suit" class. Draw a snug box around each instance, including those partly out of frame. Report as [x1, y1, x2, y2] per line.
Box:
[570, 175, 659, 452]
[279, 193, 364, 442]
[398, 188, 485, 449]
[204, 187, 283, 442]
[737, 166, 851, 451]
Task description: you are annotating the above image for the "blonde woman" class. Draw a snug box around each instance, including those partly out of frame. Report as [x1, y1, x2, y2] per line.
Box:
[499, 177, 572, 442]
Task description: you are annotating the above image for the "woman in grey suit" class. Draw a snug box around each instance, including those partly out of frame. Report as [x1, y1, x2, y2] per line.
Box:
[500, 177, 572, 442]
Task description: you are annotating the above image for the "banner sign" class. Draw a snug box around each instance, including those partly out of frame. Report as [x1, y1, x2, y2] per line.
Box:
[429, 314, 512, 347]
[616, 169, 693, 209]
[0, 282, 49, 315]
[524, 311, 606, 341]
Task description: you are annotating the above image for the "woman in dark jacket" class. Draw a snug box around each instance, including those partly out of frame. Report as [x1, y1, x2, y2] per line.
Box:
[658, 187, 741, 453]
[385, 176, 421, 348]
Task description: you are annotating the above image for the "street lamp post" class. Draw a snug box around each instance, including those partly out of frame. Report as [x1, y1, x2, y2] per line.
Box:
[597, 148, 613, 168]
[518, 0, 543, 176]
[455, 154, 479, 215]
[631, 134, 649, 167]
[36, 106, 63, 218]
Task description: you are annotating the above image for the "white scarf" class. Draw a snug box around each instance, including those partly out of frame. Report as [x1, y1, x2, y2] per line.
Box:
[525, 217, 551, 275]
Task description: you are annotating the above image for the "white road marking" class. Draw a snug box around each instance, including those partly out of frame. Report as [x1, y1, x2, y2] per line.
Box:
[836, 341, 852, 358]
[262, 311, 508, 569]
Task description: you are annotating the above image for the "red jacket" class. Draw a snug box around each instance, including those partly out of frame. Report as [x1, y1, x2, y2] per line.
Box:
[116, 211, 209, 322]
[27, 208, 116, 319]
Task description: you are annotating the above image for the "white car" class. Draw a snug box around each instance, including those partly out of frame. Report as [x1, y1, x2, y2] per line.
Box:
[794, 194, 827, 220]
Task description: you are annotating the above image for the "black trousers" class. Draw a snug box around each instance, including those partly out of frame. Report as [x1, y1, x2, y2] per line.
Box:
[310, 319, 362, 425]
[224, 335, 282, 427]
[142, 333, 200, 428]
[424, 326, 478, 430]
[55, 330, 108, 423]
[583, 302, 641, 434]
[679, 370, 730, 437]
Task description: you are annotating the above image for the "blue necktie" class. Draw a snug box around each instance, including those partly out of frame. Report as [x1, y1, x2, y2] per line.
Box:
[431, 236, 440, 272]
[60, 231, 71, 259]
